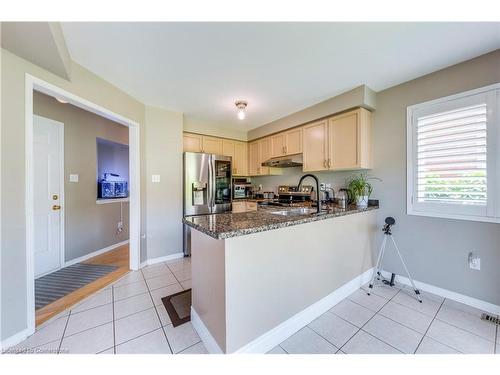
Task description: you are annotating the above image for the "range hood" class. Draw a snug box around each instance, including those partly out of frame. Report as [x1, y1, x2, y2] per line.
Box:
[261, 153, 303, 168]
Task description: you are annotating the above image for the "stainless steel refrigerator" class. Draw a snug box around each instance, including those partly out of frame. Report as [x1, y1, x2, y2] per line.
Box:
[183, 152, 232, 255]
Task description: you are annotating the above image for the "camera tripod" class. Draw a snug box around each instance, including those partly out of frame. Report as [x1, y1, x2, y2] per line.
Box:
[367, 217, 422, 303]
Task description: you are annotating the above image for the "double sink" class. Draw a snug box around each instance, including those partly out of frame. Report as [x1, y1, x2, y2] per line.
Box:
[269, 207, 323, 217]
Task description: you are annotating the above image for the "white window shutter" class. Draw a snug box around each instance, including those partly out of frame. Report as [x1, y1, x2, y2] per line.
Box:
[416, 104, 487, 206]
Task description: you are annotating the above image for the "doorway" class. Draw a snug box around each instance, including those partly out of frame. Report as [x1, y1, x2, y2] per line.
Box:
[25, 74, 141, 333]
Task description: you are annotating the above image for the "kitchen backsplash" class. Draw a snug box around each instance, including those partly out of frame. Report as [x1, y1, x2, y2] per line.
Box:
[250, 167, 381, 198]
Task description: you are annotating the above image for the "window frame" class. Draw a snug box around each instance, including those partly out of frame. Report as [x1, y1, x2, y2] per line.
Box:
[407, 83, 500, 224]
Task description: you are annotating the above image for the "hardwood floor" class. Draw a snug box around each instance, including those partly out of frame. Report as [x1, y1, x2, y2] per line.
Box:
[35, 245, 130, 327]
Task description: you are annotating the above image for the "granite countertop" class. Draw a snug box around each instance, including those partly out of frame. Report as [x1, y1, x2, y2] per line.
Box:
[183, 203, 379, 240]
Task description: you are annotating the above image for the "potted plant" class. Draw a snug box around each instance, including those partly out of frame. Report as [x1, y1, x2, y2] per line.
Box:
[347, 174, 380, 209]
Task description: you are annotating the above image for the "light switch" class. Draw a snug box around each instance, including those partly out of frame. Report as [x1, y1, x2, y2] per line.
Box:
[69, 174, 79, 183]
[152, 174, 161, 183]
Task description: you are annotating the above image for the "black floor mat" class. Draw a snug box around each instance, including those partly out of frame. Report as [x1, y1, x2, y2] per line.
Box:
[35, 263, 118, 309]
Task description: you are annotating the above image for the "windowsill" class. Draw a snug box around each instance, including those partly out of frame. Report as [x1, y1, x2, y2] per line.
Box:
[407, 209, 500, 224]
[96, 198, 130, 205]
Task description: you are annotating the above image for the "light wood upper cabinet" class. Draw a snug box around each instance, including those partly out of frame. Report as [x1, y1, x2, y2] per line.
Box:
[223, 139, 248, 176]
[270, 133, 286, 158]
[328, 108, 372, 170]
[302, 108, 372, 172]
[271, 128, 302, 157]
[247, 138, 282, 176]
[183, 107, 371, 176]
[183, 133, 203, 153]
[222, 139, 235, 158]
[233, 141, 248, 176]
[202, 136, 223, 155]
[285, 128, 302, 155]
[302, 120, 329, 172]
[259, 137, 272, 175]
[248, 141, 260, 176]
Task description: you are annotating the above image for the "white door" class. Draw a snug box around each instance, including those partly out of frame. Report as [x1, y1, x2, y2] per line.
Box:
[34, 115, 64, 278]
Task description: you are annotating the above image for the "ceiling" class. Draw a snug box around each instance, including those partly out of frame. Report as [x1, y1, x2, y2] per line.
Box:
[60, 22, 500, 131]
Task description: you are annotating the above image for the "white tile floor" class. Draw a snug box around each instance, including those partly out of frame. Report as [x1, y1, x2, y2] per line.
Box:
[270, 282, 499, 354]
[8, 261, 499, 355]
[10, 257, 208, 354]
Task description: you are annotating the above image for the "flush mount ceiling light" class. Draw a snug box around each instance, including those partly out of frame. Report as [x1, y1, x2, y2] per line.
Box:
[235, 100, 248, 120]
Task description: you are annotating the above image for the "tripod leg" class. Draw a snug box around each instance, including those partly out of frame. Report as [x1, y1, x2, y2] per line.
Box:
[390, 235, 422, 303]
[367, 235, 387, 295]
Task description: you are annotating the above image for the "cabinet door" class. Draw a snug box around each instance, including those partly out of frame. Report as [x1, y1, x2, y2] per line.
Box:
[234, 141, 248, 176]
[232, 201, 247, 213]
[259, 138, 272, 174]
[285, 128, 302, 155]
[302, 120, 328, 172]
[222, 139, 235, 158]
[270, 133, 286, 158]
[183, 133, 203, 153]
[328, 111, 358, 170]
[202, 136, 223, 155]
[248, 141, 260, 176]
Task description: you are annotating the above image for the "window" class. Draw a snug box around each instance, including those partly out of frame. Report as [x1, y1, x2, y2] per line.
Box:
[407, 84, 500, 223]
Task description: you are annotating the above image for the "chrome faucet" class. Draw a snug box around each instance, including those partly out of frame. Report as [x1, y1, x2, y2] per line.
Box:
[297, 174, 321, 214]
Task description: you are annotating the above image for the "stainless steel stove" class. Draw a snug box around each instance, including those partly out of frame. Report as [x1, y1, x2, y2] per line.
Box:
[258, 185, 314, 207]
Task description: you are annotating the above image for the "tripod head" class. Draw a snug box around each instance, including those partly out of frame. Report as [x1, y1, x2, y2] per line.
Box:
[382, 216, 395, 235]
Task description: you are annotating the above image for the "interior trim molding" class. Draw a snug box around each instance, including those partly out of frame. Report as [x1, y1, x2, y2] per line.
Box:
[141, 252, 184, 268]
[380, 270, 500, 315]
[190, 307, 224, 354]
[63, 240, 130, 268]
[0, 328, 31, 352]
[192, 267, 374, 354]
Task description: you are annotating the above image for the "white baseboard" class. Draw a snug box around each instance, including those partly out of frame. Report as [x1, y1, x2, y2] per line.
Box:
[191, 267, 374, 354]
[141, 252, 184, 268]
[0, 328, 32, 352]
[191, 307, 224, 354]
[380, 270, 500, 315]
[64, 240, 130, 267]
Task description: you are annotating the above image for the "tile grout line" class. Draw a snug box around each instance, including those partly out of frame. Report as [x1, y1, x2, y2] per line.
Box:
[412, 296, 445, 354]
[177, 339, 203, 354]
[57, 311, 71, 354]
[112, 286, 116, 354]
[333, 286, 404, 353]
[115, 326, 172, 351]
[141, 267, 175, 354]
[381, 287, 495, 347]
[335, 292, 430, 337]
[350, 287, 406, 353]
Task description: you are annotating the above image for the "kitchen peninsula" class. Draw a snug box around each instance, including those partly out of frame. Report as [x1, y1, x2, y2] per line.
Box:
[183, 203, 379, 353]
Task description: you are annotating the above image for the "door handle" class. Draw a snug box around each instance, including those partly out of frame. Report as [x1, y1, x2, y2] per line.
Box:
[52, 205, 61, 211]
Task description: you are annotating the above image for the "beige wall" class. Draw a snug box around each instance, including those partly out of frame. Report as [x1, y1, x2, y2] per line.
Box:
[371, 49, 500, 305]
[33, 91, 130, 262]
[145, 106, 184, 259]
[1, 48, 146, 341]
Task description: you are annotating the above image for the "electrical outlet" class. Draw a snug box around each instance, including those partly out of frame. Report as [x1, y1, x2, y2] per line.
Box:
[468, 252, 481, 271]
[320, 183, 326, 191]
[117, 221, 123, 233]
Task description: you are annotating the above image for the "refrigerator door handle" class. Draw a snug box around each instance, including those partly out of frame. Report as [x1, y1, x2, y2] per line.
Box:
[209, 156, 216, 210]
